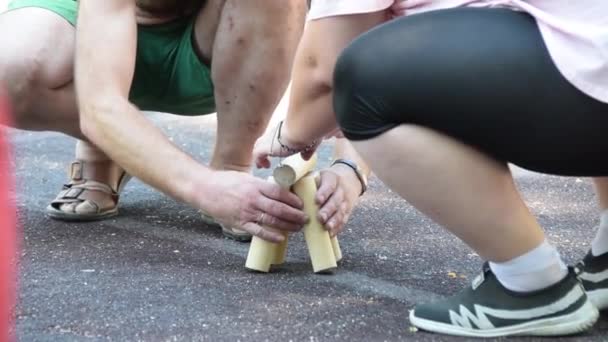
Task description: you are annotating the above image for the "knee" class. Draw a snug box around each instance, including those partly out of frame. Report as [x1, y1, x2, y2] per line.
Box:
[236, 0, 307, 25]
[220, 0, 305, 48]
[222, 0, 308, 34]
[0, 54, 44, 126]
[212, 0, 304, 84]
[258, 0, 306, 48]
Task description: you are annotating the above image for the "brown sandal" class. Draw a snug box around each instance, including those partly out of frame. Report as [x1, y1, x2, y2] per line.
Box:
[46, 160, 131, 222]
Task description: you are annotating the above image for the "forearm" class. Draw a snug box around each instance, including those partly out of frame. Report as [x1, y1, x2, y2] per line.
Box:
[74, 0, 216, 210]
[80, 99, 212, 207]
[282, 12, 389, 148]
[282, 45, 336, 146]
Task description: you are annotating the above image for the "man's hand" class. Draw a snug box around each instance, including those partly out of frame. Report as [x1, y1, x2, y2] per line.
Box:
[315, 164, 363, 237]
[201, 170, 309, 242]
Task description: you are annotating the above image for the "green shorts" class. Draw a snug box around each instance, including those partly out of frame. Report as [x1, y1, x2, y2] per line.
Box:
[7, 0, 216, 115]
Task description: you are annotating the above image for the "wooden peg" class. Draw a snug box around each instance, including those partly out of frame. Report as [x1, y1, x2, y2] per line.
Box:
[272, 233, 289, 265]
[293, 174, 337, 273]
[273, 154, 318, 188]
[246, 155, 317, 272]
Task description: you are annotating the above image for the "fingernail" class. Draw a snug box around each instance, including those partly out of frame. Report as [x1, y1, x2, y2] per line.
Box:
[320, 212, 327, 221]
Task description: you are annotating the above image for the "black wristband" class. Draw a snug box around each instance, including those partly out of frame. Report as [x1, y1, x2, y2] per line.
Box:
[331, 159, 367, 196]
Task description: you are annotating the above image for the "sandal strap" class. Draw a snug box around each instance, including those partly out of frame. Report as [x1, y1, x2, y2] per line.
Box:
[68, 160, 125, 192]
[70, 161, 84, 182]
[53, 180, 118, 205]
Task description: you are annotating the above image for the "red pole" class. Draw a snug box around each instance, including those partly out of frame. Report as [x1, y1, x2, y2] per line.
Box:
[0, 90, 16, 342]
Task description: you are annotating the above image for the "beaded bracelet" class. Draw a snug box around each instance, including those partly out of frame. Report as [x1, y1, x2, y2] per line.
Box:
[276, 121, 318, 154]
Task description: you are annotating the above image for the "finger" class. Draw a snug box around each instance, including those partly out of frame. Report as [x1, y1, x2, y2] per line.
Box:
[315, 172, 338, 205]
[340, 202, 349, 215]
[334, 213, 350, 237]
[318, 189, 344, 224]
[328, 201, 351, 236]
[256, 195, 308, 225]
[325, 211, 344, 237]
[259, 182, 304, 209]
[242, 222, 285, 243]
[314, 172, 322, 187]
[262, 213, 303, 232]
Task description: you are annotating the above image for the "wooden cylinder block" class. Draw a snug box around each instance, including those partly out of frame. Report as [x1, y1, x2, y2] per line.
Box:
[273, 154, 318, 188]
[246, 153, 317, 272]
[245, 235, 278, 273]
[293, 174, 337, 273]
[272, 233, 289, 265]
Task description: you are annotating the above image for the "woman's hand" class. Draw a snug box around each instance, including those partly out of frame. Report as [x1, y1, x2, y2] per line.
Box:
[315, 164, 363, 237]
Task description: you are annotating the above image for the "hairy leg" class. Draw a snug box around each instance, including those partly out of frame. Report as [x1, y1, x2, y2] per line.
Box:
[194, 0, 307, 171]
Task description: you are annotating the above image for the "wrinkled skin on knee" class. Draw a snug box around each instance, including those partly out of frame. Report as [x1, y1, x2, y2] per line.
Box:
[1, 56, 41, 126]
[0, 8, 77, 133]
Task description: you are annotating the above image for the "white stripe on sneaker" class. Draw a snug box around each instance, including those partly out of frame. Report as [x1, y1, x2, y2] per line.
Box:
[449, 285, 585, 329]
[579, 269, 608, 283]
[411, 300, 598, 338]
[587, 288, 608, 310]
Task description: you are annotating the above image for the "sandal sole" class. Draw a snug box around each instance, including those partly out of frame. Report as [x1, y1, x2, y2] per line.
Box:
[45, 205, 119, 222]
[222, 227, 253, 242]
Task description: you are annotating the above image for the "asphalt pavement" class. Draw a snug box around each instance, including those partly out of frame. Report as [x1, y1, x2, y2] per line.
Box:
[8, 114, 608, 341]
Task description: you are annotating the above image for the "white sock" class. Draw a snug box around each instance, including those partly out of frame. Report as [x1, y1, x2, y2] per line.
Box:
[489, 240, 568, 292]
[591, 210, 608, 256]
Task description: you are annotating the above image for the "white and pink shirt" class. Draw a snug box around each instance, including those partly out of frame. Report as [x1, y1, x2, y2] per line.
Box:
[309, 0, 608, 104]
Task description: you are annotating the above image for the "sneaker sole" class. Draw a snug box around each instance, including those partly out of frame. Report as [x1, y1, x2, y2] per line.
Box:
[587, 289, 608, 310]
[409, 300, 599, 338]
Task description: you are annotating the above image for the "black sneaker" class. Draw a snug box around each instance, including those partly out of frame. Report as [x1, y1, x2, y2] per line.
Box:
[576, 250, 608, 310]
[409, 264, 598, 338]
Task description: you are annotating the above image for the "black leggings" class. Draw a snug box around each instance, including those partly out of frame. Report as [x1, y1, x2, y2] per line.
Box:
[333, 8, 608, 177]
